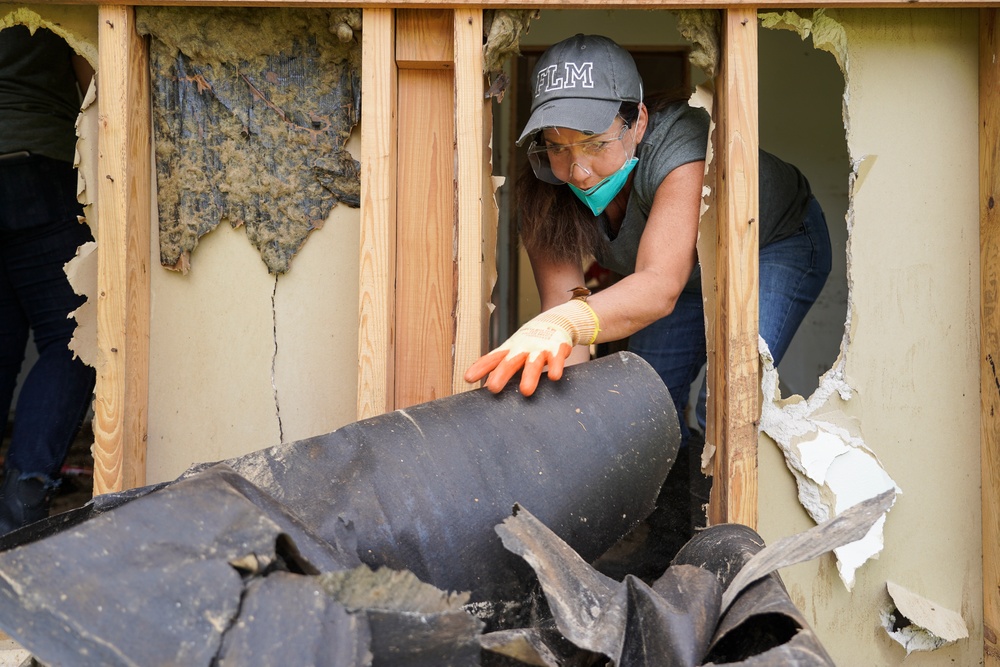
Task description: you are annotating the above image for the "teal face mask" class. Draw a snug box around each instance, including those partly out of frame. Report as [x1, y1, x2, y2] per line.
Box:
[567, 156, 638, 216]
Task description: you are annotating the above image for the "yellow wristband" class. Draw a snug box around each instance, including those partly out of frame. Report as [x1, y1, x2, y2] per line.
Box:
[532, 298, 601, 348]
[575, 299, 600, 346]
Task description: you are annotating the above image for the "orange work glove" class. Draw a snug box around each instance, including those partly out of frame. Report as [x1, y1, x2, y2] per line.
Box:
[464, 297, 600, 396]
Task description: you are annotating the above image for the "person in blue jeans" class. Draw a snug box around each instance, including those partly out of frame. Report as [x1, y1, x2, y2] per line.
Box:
[0, 26, 96, 533]
[465, 35, 831, 543]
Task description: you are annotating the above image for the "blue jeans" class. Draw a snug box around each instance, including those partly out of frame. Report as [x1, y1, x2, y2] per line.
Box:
[629, 196, 832, 444]
[0, 153, 95, 479]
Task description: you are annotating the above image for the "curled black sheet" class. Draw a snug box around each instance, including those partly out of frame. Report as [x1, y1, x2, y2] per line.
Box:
[193, 351, 681, 603]
[0, 353, 680, 665]
[492, 495, 893, 667]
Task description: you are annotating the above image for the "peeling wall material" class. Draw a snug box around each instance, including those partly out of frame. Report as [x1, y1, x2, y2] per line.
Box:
[759, 343, 900, 591]
[67, 78, 99, 368]
[137, 8, 362, 275]
[66, 241, 97, 368]
[881, 581, 968, 654]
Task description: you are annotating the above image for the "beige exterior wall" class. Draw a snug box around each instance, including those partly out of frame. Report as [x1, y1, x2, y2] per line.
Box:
[756, 9, 981, 666]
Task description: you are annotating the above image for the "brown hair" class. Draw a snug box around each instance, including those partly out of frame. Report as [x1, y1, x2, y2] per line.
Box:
[516, 168, 605, 265]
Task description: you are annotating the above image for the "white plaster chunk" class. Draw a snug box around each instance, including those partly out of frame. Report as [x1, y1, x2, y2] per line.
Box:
[881, 581, 968, 654]
[759, 340, 900, 591]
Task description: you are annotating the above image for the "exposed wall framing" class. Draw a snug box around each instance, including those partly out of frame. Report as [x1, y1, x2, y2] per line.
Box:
[706, 6, 759, 529]
[981, 7, 1000, 662]
[357, 8, 488, 416]
[84, 4, 998, 663]
[94, 6, 150, 494]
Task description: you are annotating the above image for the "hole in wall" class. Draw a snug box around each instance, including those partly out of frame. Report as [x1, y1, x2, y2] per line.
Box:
[493, 10, 850, 409]
[758, 24, 849, 400]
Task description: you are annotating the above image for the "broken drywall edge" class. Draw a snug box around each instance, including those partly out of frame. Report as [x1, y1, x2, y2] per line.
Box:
[70, 68, 99, 372]
[882, 581, 968, 654]
[760, 340, 900, 591]
[851, 155, 878, 196]
[754, 8, 897, 591]
[66, 241, 98, 369]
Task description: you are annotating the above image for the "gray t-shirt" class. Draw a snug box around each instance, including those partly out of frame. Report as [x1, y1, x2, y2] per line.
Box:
[593, 101, 812, 288]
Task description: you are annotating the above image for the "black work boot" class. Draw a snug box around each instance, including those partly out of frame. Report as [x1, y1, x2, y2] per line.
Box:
[0, 469, 54, 535]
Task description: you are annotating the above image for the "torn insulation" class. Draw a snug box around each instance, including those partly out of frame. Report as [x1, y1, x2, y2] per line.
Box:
[483, 10, 539, 74]
[674, 10, 720, 79]
[136, 7, 362, 275]
[759, 10, 848, 74]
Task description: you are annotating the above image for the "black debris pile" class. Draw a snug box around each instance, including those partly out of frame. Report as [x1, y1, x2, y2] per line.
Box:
[0, 352, 889, 666]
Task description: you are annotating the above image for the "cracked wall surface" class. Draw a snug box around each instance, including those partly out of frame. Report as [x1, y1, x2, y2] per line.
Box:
[142, 11, 363, 479]
[145, 130, 362, 478]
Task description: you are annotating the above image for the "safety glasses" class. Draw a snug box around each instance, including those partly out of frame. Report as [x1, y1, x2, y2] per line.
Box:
[526, 122, 631, 185]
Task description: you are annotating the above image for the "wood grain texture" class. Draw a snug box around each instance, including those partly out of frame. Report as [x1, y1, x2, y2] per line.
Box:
[981, 9, 1000, 664]
[708, 7, 759, 529]
[94, 6, 150, 494]
[357, 9, 397, 420]
[395, 67, 455, 408]
[452, 9, 486, 394]
[396, 9, 454, 68]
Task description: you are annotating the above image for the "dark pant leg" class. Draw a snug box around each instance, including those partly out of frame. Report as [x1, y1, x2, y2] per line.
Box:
[627, 288, 707, 446]
[1, 219, 95, 477]
[0, 255, 30, 440]
[757, 196, 833, 364]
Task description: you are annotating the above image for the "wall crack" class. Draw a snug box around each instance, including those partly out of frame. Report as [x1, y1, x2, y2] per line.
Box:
[271, 277, 283, 444]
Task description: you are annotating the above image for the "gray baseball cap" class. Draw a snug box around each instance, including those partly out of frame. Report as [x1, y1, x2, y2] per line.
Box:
[517, 34, 643, 146]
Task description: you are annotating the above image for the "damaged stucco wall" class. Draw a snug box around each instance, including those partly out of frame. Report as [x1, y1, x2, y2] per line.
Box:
[754, 9, 981, 666]
[140, 9, 363, 480]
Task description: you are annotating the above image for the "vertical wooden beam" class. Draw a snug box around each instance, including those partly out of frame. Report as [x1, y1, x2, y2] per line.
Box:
[708, 7, 759, 528]
[358, 9, 397, 420]
[94, 6, 150, 494]
[453, 9, 486, 393]
[395, 10, 455, 408]
[980, 8, 1000, 665]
